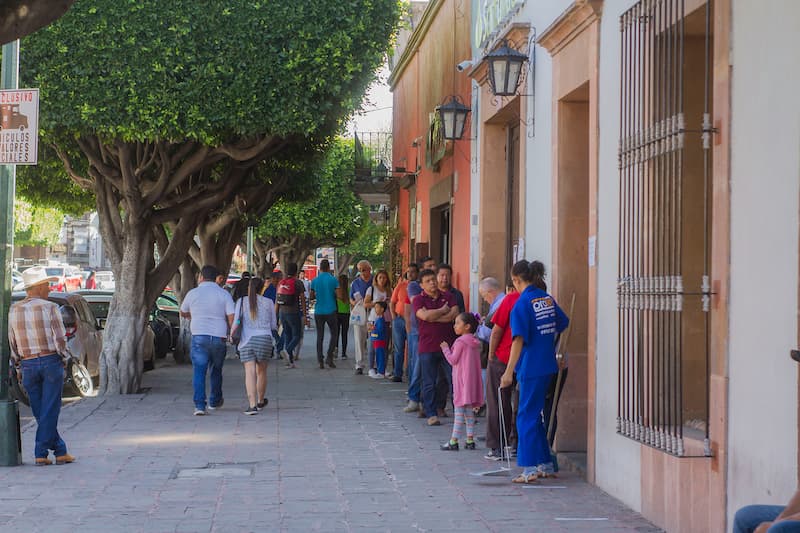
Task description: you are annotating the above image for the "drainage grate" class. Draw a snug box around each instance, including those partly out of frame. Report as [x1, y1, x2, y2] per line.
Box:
[171, 462, 258, 479]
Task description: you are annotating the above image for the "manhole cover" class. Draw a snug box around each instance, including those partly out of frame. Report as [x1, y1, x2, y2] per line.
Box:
[172, 462, 256, 479]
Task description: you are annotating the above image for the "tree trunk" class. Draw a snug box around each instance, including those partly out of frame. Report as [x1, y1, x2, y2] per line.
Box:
[99, 221, 151, 393]
[172, 257, 198, 364]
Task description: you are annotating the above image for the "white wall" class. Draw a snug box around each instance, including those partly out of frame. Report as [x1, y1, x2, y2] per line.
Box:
[521, 0, 571, 267]
[727, 0, 800, 523]
[592, 0, 644, 511]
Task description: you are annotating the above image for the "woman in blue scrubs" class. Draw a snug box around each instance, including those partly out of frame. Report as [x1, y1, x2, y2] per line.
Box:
[500, 260, 569, 484]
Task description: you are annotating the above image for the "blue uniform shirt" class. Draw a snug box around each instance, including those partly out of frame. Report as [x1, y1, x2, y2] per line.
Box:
[510, 285, 569, 380]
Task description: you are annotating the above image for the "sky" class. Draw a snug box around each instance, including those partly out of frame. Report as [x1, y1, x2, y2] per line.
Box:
[348, 65, 393, 134]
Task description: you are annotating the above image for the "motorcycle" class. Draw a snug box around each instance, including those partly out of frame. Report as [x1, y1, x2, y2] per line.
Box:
[9, 348, 95, 406]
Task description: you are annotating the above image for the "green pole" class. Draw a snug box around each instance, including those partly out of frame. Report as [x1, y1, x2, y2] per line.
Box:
[0, 39, 23, 466]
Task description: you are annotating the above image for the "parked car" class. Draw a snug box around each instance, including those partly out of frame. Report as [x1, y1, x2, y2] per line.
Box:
[10, 291, 103, 390]
[155, 293, 180, 355]
[94, 270, 115, 290]
[75, 290, 161, 369]
[43, 266, 83, 292]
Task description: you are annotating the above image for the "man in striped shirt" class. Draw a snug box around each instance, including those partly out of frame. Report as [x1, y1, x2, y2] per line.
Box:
[8, 266, 74, 466]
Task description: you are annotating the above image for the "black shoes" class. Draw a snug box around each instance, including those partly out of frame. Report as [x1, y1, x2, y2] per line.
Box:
[257, 399, 268, 409]
[391, 376, 402, 383]
[464, 441, 476, 450]
[243, 406, 258, 415]
[355, 368, 363, 375]
[326, 358, 336, 368]
[319, 361, 325, 369]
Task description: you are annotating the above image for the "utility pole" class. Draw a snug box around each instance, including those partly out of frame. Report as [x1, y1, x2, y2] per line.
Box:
[0, 40, 23, 466]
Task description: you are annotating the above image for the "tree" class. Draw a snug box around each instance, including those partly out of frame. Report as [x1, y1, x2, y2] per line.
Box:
[13, 198, 63, 247]
[21, 0, 400, 393]
[335, 218, 399, 277]
[255, 138, 368, 271]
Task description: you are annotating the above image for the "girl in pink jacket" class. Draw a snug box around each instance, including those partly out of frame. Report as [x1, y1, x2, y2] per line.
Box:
[439, 312, 485, 451]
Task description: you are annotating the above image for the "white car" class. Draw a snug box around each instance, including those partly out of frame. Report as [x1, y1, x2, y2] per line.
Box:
[94, 270, 115, 290]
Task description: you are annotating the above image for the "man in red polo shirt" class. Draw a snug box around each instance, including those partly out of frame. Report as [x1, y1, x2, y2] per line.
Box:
[483, 286, 521, 460]
[412, 268, 459, 426]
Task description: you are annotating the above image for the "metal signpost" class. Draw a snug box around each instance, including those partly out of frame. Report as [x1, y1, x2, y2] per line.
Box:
[0, 41, 39, 465]
[0, 40, 23, 465]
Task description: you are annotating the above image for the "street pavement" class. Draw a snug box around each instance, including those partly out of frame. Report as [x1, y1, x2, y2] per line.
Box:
[0, 329, 661, 533]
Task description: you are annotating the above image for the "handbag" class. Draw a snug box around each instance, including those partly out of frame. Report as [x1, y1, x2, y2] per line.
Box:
[231, 299, 243, 345]
[349, 301, 366, 326]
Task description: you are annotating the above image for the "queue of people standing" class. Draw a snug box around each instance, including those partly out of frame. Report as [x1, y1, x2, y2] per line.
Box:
[341, 256, 569, 484]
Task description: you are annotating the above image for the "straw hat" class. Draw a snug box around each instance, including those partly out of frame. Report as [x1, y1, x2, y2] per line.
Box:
[21, 266, 58, 290]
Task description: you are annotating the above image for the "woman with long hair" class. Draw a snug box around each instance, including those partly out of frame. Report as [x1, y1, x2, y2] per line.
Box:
[230, 277, 276, 415]
[364, 269, 392, 378]
[335, 274, 351, 359]
[500, 260, 569, 483]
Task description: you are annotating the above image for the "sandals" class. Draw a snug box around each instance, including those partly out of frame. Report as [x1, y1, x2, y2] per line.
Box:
[512, 472, 539, 484]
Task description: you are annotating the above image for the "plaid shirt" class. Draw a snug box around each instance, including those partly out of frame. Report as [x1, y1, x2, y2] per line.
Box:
[8, 297, 67, 360]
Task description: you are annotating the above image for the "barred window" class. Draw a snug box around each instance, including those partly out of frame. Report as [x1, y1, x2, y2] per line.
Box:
[617, 0, 714, 457]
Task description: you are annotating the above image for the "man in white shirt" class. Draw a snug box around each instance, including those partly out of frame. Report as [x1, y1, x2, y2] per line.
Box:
[180, 265, 235, 415]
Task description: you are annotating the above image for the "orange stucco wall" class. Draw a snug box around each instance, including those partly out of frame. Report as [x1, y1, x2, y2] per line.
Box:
[391, 0, 472, 306]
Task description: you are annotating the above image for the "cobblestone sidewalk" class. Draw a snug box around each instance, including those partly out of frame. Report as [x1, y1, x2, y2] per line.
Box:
[0, 331, 661, 532]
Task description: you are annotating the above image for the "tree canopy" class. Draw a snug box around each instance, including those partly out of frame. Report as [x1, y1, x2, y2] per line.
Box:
[255, 138, 368, 269]
[18, 0, 401, 393]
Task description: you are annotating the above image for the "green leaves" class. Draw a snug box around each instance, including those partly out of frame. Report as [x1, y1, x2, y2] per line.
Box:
[257, 137, 366, 246]
[21, 0, 401, 145]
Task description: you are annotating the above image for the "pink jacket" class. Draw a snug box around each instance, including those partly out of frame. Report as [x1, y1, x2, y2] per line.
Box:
[442, 334, 484, 408]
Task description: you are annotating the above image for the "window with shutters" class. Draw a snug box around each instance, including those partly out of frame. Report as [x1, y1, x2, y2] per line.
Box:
[617, 0, 714, 457]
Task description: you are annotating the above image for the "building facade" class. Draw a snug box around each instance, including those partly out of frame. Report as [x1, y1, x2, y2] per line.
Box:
[389, 0, 473, 303]
[393, 0, 800, 531]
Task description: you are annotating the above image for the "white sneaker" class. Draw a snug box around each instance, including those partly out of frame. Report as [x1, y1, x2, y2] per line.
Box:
[368, 369, 378, 378]
[193, 408, 206, 416]
[370, 372, 384, 379]
[280, 349, 289, 360]
[403, 401, 419, 413]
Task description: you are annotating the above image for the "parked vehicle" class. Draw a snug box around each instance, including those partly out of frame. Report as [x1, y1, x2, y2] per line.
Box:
[9, 348, 94, 406]
[94, 270, 115, 290]
[8, 291, 102, 404]
[155, 293, 180, 356]
[76, 290, 162, 368]
[44, 266, 83, 292]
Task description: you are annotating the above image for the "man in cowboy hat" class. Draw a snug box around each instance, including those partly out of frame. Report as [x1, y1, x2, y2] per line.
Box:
[8, 266, 75, 466]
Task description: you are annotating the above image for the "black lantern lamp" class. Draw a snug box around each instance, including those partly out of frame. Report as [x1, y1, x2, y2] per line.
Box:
[436, 95, 471, 141]
[373, 160, 389, 183]
[486, 40, 528, 97]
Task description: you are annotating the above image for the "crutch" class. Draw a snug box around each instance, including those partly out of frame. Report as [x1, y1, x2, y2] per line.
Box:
[547, 293, 576, 472]
[469, 385, 512, 477]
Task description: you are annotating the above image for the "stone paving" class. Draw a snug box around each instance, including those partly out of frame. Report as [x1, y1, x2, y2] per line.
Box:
[0, 330, 661, 533]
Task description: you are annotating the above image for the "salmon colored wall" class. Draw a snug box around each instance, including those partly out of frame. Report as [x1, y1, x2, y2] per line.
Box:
[390, 0, 472, 307]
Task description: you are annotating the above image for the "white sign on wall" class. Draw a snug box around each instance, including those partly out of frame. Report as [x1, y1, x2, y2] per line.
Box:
[0, 89, 38, 165]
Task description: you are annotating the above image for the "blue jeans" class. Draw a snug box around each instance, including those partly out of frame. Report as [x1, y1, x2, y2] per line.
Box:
[419, 351, 449, 417]
[21, 354, 67, 458]
[375, 346, 387, 375]
[392, 316, 406, 379]
[190, 335, 227, 410]
[279, 310, 302, 363]
[272, 328, 284, 352]
[733, 505, 800, 533]
[407, 332, 420, 402]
